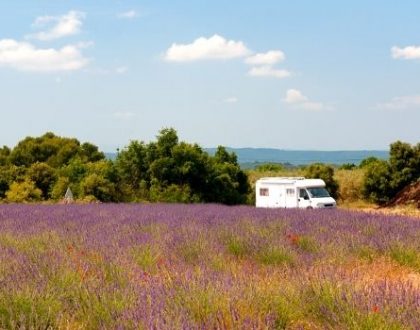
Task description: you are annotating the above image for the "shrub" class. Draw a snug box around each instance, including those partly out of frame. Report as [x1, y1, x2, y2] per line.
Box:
[5, 180, 42, 203]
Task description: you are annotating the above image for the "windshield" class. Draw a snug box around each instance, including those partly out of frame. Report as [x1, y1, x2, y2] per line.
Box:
[307, 187, 330, 198]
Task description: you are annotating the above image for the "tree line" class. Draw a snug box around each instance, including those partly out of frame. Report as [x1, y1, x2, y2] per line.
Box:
[0, 129, 250, 204]
[0, 130, 418, 205]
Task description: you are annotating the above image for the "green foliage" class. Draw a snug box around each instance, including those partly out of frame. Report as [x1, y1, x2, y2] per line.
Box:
[0, 146, 10, 166]
[226, 236, 251, 258]
[149, 182, 199, 203]
[51, 176, 71, 200]
[361, 141, 420, 204]
[256, 246, 295, 266]
[5, 180, 42, 203]
[359, 157, 380, 168]
[362, 160, 393, 203]
[388, 141, 420, 193]
[116, 130, 250, 204]
[255, 163, 284, 172]
[9, 132, 104, 168]
[389, 245, 420, 271]
[27, 162, 56, 199]
[80, 173, 115, 202]
[339, 163, 356, 170]
[304, 163, 339, 199]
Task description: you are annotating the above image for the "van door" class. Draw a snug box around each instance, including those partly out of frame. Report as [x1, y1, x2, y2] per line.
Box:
[285, 186, 298, 207]
[298, 188, 312, 209]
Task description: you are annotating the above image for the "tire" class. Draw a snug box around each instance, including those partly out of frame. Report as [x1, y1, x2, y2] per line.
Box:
[306, 206, 313, 209]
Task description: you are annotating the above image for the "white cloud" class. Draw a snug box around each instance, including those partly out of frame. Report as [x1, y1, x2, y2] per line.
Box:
[283, 89, 331, 111]
[164, 34, 250, 62]
[284, 89, 308, 103]
[245, 50, 285, 65]
[0, 39, 89, 72]
[391, 46, 420, 60]
[117, 10, 138, 19]
[248, 66, 291, 79]
[377, 95, 420, 110]
[27, 11, 85, 41]
[223, 97, 238, 103]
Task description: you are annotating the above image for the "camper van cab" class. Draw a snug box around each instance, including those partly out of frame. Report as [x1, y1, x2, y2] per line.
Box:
[255, 177, 336, 209]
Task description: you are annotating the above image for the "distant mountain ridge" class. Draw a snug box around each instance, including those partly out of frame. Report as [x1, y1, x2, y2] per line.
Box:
[205, 148, 388, 166]
[106, 148, 388, 166]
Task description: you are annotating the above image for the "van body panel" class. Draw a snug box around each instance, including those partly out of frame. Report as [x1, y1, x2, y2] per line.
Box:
[255, 177, 336, 209]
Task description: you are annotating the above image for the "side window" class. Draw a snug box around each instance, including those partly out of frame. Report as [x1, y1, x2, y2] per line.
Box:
[259, 188, 269, 196]
[299, 189, 308, 199]
[286, 188, 295, 196]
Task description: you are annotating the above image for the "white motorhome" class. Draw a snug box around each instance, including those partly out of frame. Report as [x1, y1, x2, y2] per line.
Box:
[255, 177, 336, 209]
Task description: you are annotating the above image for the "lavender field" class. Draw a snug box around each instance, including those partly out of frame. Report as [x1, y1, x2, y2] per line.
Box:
[0, 204, 419, 329]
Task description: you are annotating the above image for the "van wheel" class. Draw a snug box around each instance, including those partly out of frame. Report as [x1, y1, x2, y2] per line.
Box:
[306, 206, 313, 209]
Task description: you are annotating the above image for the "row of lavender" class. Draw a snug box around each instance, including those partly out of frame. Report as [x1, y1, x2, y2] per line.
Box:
[0, 204, 419, 329]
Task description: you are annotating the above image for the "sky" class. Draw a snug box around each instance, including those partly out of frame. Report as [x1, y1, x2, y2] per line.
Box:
[0, 0, 419, 151]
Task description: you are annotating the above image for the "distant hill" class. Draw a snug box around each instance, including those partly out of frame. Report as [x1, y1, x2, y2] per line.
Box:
[205, 148, 388, 167]
[106, 148, 388, 168]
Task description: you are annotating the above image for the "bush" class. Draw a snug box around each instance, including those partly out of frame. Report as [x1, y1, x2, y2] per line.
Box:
[335, 169, 365, 202]
[5, 180, 42, 203]
[362, 160, 393, 204]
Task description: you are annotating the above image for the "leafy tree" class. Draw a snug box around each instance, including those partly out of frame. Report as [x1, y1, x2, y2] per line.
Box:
[9, 132, 103, 168]
[0, 166, 26, 199]
[362, 160, 393, 204]
[156, 128, 178, 157]
[51, 177, 71, 200]
[5, 180, 42, 203]
[339, 163, 356, 170]
[205, 146, 250, 204]
[389, 141, 420, 193]
[80, 142, 105, 162]
[27, 162, 57, 199]
[361, 141, 420, 204]
[80, 173, 115, 202]
[0, 146, 10, 166]
[115, 141, 149, 193]
[149, 181, 199, 203]
[304, 163, 339, 199]
[359, 157, 380, 168]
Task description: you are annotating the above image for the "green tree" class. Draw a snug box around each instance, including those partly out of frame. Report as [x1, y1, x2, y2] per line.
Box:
[206, 146, 250, 204]
[115, 141, 149, 193]
[27, 162, 57, 199]
[80, 173, 115, 202]
[389, 141, 420, 193]
[359, 157, 380, 168]
[362, 160, 393, 204]
[51, 177, 71, 200]
[304, 163, 339, 199]
[156, 128, 178, 157]
[0, 146, 10, 166]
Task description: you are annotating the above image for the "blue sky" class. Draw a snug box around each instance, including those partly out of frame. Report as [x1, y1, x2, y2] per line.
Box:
[1, 1, 419, 151]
